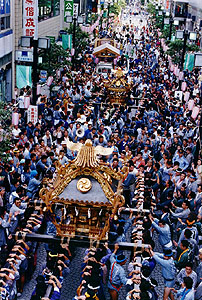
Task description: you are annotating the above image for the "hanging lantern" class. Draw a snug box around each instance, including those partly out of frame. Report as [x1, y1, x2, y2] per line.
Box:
[188, 99, 194, 110]
[12, 112, 19, 126]
[24, 96, 30, 109]
[170, 64, 174, 72]
[71, 48, 75, 56]
[37, 85, 41, 95]
[179, 72, 184, 81]
[181, 81, 187, 91]
[47, 76, 53, 87]
[184, 91, 190, 101]
[175, 68, 180, 77]
[191, 106, 200, 120]
[174, 66, 178, 75]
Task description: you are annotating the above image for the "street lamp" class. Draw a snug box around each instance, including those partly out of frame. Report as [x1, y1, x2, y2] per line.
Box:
[194, 53, 202, 67]
[174, 19, 179, 26]
[164, 18, 170, 25]
[189, 31, 197, 41]
[176, 29, 197, 69]
[106, 0, 113, 30]
[21, 36, 50, 105]
[169, 17, 174, 40]
[193, 53, 202, 154]
[176, 30, 184, 39]
[65, 14, 84, 69]
[162, 10, 166, 29]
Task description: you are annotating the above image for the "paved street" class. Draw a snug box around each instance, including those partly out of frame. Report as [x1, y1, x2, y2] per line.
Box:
[18, 231, 165, 300]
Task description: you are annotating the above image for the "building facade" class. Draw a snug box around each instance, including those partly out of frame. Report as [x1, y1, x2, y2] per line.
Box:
[13, 0, 64, 99]
[0, 0, 13, 102]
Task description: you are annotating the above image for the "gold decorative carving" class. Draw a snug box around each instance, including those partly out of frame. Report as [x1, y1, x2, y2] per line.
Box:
[104, 67, 132, 104]
[39, 139, 125, 240]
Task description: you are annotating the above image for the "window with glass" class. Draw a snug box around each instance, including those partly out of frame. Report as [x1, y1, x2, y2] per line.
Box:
[174, 2, 188, 18]
[0, 0, 11, 31]
[38, 0, 60, 22]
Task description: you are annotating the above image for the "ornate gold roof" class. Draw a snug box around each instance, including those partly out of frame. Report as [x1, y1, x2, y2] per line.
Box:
[39, 140, 126, 240]
[65, 139, 114, 168]
[104, 68, 132, 104]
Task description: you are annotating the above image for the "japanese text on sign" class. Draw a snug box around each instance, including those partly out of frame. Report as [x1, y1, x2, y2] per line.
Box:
[23, 0, 38, 39]
[27, 105, 38, 125]
[64, 0, 73, 20]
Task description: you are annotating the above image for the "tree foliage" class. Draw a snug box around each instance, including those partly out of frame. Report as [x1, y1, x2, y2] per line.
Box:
[38, 43, 71, 76]
[161, 25, 176, 42]
[166, 40, 200, 64]
[110, 0, 126, 16]
[0, 102, 12, 160]
[67, 25, 90, 57]
[147, 3, 156, 15]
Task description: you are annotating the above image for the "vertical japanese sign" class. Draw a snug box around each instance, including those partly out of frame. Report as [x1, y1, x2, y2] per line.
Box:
[23, 0, 38, 39]
[73, 3, 79, 17]
[64, 0, 73, 21]
[27, 105, 38, 124]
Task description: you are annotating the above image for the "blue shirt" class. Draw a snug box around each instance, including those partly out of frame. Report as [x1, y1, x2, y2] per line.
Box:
[153, 252, 176, 280]
[108, 253, 128, 286]
[176, 288, 195, 300]
[152, 219, 172, 247]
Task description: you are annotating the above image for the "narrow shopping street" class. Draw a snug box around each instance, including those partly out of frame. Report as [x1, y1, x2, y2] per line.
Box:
[1, 0, 202, 300]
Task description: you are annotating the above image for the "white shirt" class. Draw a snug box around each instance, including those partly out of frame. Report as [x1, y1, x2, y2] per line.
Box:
[18, 96, 24, 109]
[12, 128, 21, 137]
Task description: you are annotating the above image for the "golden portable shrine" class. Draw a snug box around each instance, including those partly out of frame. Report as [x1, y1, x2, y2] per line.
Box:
[104, 68, 132, 104]
[39, 140, 125, 242]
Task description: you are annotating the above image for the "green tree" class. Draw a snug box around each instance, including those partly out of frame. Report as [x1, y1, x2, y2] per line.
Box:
[161, 25, 176, 42]
[166, 40, 200, 64]
[66, 25, 90, 57]
[38, 43, 71, 76]
[91, 13, 98, 23]
[110, 0, 126, 16]
[110, 3, 121, 16]
[147, 3, 156, 15]
[0, 102, 12, 160]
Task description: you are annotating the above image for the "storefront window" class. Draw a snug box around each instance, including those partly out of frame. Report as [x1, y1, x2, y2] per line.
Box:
[0, 0, 10, 32]
[38, 0, 60, 22]
[174, 2, 188, 18]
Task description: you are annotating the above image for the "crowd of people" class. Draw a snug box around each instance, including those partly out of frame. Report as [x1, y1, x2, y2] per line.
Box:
[0, 2, 202, 300]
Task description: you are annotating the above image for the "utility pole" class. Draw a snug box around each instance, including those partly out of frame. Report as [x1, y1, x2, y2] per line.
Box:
[32, 39, 38, 105]
[107, 1, 110, 30]
[181, 30, 188, 69]
[72, 2, 79, 70]
[72, 16, 77, 69]
[169, 17, 174, 40]
[162, 11, 165, 30]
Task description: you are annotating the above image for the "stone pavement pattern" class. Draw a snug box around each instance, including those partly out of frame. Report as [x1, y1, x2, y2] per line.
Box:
[18, 234, 165, 300]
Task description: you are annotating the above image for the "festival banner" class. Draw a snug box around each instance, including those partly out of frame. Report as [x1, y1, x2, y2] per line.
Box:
[27, 105, 38, 125]
[62, 34, 72, 50]
[16, 65, 32, 89]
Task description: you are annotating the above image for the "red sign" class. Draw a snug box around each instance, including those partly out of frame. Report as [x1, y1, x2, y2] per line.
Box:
[23, 0, 38, 39]
[27, 105, 38, 124]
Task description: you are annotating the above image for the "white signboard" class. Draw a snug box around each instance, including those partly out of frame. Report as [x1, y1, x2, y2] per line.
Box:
[15, 50, 33, 62]
[27, 105, 38, 124]
[73, 3, 79, 17]
[23, 0, 38, 39]
[195, 54, 202, 67]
